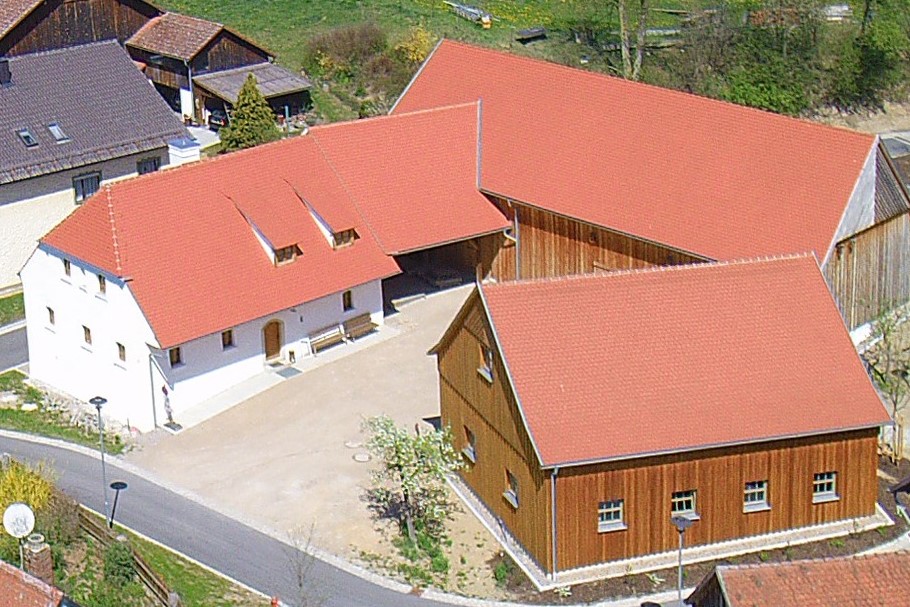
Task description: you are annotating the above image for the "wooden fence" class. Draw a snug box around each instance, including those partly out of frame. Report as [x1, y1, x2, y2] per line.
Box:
[825, 211, 910, 330]
[79, 508, 181, 607]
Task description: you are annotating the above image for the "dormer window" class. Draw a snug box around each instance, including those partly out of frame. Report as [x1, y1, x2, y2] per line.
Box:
[274, 245, 301, 265]
[17, 128, 38, 147]
[333, 229, 359, 249]
[47, 122, 69, 143]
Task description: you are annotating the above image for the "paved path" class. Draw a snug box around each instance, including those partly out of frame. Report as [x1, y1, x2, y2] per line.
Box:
[0, 324, 27, 372]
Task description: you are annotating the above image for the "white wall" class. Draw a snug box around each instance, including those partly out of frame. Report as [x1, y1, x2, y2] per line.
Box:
[23, 243, 384, 431]
[0, 150, 169, 289]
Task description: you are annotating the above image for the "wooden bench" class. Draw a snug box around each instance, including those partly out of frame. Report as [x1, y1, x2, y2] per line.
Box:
[308, 324, 344, 354]
[344, 313, 378, 341]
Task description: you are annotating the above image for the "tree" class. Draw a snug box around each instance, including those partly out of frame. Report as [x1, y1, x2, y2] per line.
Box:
[219, 74, 280, 152]
[362, 416, 462, 542]
[618, 0, 650, 80]
[864, 306, 910, 458]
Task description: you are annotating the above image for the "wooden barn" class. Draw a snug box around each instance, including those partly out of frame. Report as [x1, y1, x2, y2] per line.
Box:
[394, 41, 910, 330]
[431, 255, 890, 576]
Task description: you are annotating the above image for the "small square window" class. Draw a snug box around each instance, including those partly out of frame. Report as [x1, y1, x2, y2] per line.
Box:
[503, 470, 519, 509]
[221, 329, 234, 350]
[671, 489, 698, 518]
[462, 426, 477, 463]
[17, 128, 38, 147]
[47, 307, 55, 326]
[168, 347, 183, 368]
[342, 290, 354, 311]
[813, 471, 839, 503]
[117, 342, 126, 362]
[97, 274, 106, 294]
[137, 156, 160, 175]
[598, 499, 626, 532]
[63, 259, 71, 276]
[744, 480, 770, 512]
[74, 172, 101, 203]
[477, 342, 493, 383]
[47, 122, 69, 143]
[83, 326, 92, 346]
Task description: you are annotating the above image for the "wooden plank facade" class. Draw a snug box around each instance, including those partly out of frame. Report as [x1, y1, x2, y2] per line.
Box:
[0, 0, 157, 57]
[435, 291, 881, 573]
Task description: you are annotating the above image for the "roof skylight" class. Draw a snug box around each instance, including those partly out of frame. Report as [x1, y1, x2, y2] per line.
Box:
[16, 128, 38, 148]
[47, 122, 70, 143]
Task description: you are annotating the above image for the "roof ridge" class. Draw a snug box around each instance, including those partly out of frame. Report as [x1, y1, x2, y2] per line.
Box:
[312, 100, 480, 134]
[5, 38, 120, 61]
[485, 252, 816, 289]
[161, 10, 223, 28]
[437, 40, 875, 142]
[104, 185, 123, 275]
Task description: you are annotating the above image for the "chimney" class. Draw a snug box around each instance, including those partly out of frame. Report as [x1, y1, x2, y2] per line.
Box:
[0, 59, 10, 86]
[23, 533, 54, 585]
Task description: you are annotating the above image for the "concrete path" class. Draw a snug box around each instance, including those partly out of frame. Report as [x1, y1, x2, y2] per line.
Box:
[0, 323, 27, 373]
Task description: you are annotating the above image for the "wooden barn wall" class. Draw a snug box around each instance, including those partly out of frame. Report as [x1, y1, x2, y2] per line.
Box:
[875, 145, 910, 222]
[509, 203, 705, 281]
[483, 195, 516, 281]
[193, 31, 270, 74]
[0, 0, 157, 56]
[128, 48, 187, 89]
[555, 429, 879, 570]
[824, 211, 910, 330]
[436, 294, 552, 570]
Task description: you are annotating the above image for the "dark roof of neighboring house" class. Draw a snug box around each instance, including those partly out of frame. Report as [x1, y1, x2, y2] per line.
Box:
[0, 41, 189, 185]
[0, 558, 64, 607]
[126, 12, 269, 61]
[0, 0, 43, 40]
[689, 552, 910, 606]
[447, 255, 890, 468]
[193, 63, 312, 104]
[393, 40, 876, 263]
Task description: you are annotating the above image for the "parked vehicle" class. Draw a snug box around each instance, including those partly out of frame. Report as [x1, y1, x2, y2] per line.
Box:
[208, 109, 229, 131]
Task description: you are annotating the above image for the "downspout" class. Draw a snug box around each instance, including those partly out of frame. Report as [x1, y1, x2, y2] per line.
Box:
[514, 205, 522, 280]
[550, 467, 559, 581]
[147, 352, 159, 429]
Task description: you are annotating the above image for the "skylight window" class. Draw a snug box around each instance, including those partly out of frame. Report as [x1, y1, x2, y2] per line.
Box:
[47, 122, 69, 143]
[17, 128, 38, 147]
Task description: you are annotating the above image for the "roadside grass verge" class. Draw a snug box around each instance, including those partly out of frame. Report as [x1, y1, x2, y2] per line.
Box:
[0, 291, 24, 326]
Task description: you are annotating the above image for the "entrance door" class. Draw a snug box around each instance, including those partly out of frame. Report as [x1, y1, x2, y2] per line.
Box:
[264, 321, 282, 360]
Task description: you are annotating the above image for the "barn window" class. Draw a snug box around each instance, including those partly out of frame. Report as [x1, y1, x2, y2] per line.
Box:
[47, 122, 69, 143]
[743, 480, 770, 512]
[17, 128, 38, 148]
[503, 470, 519, 508]
[671, 489, 698, 519]
[477, 343, 493, 383]
[597, 499, 626, 532]
[812, 471, 839, 503]
[462, 426, 477, 463]
[73, 172, 101, 203]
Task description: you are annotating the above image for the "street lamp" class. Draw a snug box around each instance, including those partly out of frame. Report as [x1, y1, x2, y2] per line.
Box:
[109, 481, 128, 529]
[89, 396, 109, 524]
[671, 515, 693, 607]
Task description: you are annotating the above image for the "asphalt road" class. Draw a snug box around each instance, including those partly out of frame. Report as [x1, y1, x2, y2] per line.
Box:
[0, 326, 27, 372]
[0, 435, 444, 607]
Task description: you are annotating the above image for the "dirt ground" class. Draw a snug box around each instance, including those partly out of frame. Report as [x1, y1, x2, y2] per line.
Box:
[815, 99, 910, 134]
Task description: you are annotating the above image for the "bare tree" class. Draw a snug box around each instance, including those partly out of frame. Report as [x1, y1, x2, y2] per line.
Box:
[864, 306, 910, 458]
[283, 523, 326, 607]
[618, 0, 650, 80]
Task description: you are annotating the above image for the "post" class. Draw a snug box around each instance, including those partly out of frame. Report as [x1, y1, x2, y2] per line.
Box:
[90, 397, 109, 524]
[677, 527, 684, 605]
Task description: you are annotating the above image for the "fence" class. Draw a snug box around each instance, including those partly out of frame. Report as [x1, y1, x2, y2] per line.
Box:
[78, 508, 181, 607]
[825, 211, 910, 330]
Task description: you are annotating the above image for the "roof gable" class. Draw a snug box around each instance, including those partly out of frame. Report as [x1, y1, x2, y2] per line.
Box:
[394, 40, 876, 262]
[479, 255, 890, 467]
[0, 0, 44, 40]
[126, 12, 221, 60]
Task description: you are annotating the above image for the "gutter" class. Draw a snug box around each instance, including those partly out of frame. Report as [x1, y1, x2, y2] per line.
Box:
[550, 467, 559, 581]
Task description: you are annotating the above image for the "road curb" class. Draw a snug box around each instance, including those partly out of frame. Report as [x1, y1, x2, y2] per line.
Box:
[0, 319, 25, 337]
[0, 428, 689, 607]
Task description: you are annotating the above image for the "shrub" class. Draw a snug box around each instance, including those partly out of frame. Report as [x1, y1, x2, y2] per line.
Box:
[430, 552, 449, 574]
[394, 26, 434, 65]
[103, 540, 135, 588]
[493, 555, 515, 586]
[39, 489, 81, 546]
[305, 23, 387, 78]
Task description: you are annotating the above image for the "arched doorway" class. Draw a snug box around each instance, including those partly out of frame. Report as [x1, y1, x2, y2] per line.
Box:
[263, 320, 282, 361]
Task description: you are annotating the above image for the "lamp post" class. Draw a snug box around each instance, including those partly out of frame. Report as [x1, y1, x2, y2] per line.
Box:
[109, 481, 128, 529]
[89, 396, 109, 524]
[671, 515, 693, 606]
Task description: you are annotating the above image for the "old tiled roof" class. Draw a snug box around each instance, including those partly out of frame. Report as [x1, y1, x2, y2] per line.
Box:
[691, 552, 910, 606]
[126, 12, 222, 60]
[193, 63, 311, 104]
[0, 41, 189, 185]
[478, 255, 890, 467]
[393, 40, 877, 262]
[42, 104, 505, 347]
[0, 558, 64, 607]
[0, 0, 42, 39]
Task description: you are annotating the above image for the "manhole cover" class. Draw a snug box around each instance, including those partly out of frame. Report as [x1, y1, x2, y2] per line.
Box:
[344, 440, 362, 449]
[353, 452, 371, 463]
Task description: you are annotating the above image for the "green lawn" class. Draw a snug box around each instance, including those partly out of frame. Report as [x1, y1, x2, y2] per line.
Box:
[0, 292, 24, 326]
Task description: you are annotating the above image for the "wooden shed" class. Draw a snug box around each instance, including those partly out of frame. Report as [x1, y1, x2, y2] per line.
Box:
[431, 255, 890, 576]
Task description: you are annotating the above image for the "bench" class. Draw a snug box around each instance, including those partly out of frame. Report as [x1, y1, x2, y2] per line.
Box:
[308, 324, 345, 354]
[343, 312, 378, 341]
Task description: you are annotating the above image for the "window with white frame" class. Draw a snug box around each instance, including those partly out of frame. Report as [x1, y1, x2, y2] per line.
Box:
[47, 307, 55, 326]
[503, 469, 519, 508]
[73, 172, 101, 203]
[671, 489, 697, 518]
[116, 342, 126, 362]
[597, 499, 626, 532]
[462, 426, 477, 463]
[813, 471, 839, 503]
[97, 274, 106, 295]
[63, 259, 71, 277]
[82, 325, 92, 346]
[221, 329, 234, 350]
[743, 480, 769, 512]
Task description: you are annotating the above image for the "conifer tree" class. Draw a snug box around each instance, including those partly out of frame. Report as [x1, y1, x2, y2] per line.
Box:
[220, 74, 280, 152]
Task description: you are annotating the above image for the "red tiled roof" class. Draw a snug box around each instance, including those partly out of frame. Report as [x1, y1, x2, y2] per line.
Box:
[700, 552, 910, 606]
[0, 0, 42, 39]
[309, 102, 509, 254]
[42, 104, 505, 348]
[0, 559, 63, 607]
[479, 255, 890, 467]
[394, 40, 876, 262]
[127, 13, 223, 61]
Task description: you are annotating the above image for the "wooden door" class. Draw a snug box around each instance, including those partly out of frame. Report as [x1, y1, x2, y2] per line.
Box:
[264, 321, 281, 360]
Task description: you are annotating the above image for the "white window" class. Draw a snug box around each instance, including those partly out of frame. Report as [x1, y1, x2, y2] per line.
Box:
[671, 489, 698, 519]
[221, 329, 234, 350]
[477, 342, 493, 383]
[744, 480, 770, 512]
[74, 172, 101, 203]
[116, 342, 126, 362]
[168, 347, 183, 368]
[813, 471, 839, 503]
[82, 325, 92, 346]
[97, 274, 106, 295]
[598, 499, 626, 533]
[47, 122, 69, 143]
[462, 426, 477, 463]
[63, 259, 71, 277]
[47, 307, 55, 326]
[503, 470, 519, 509]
